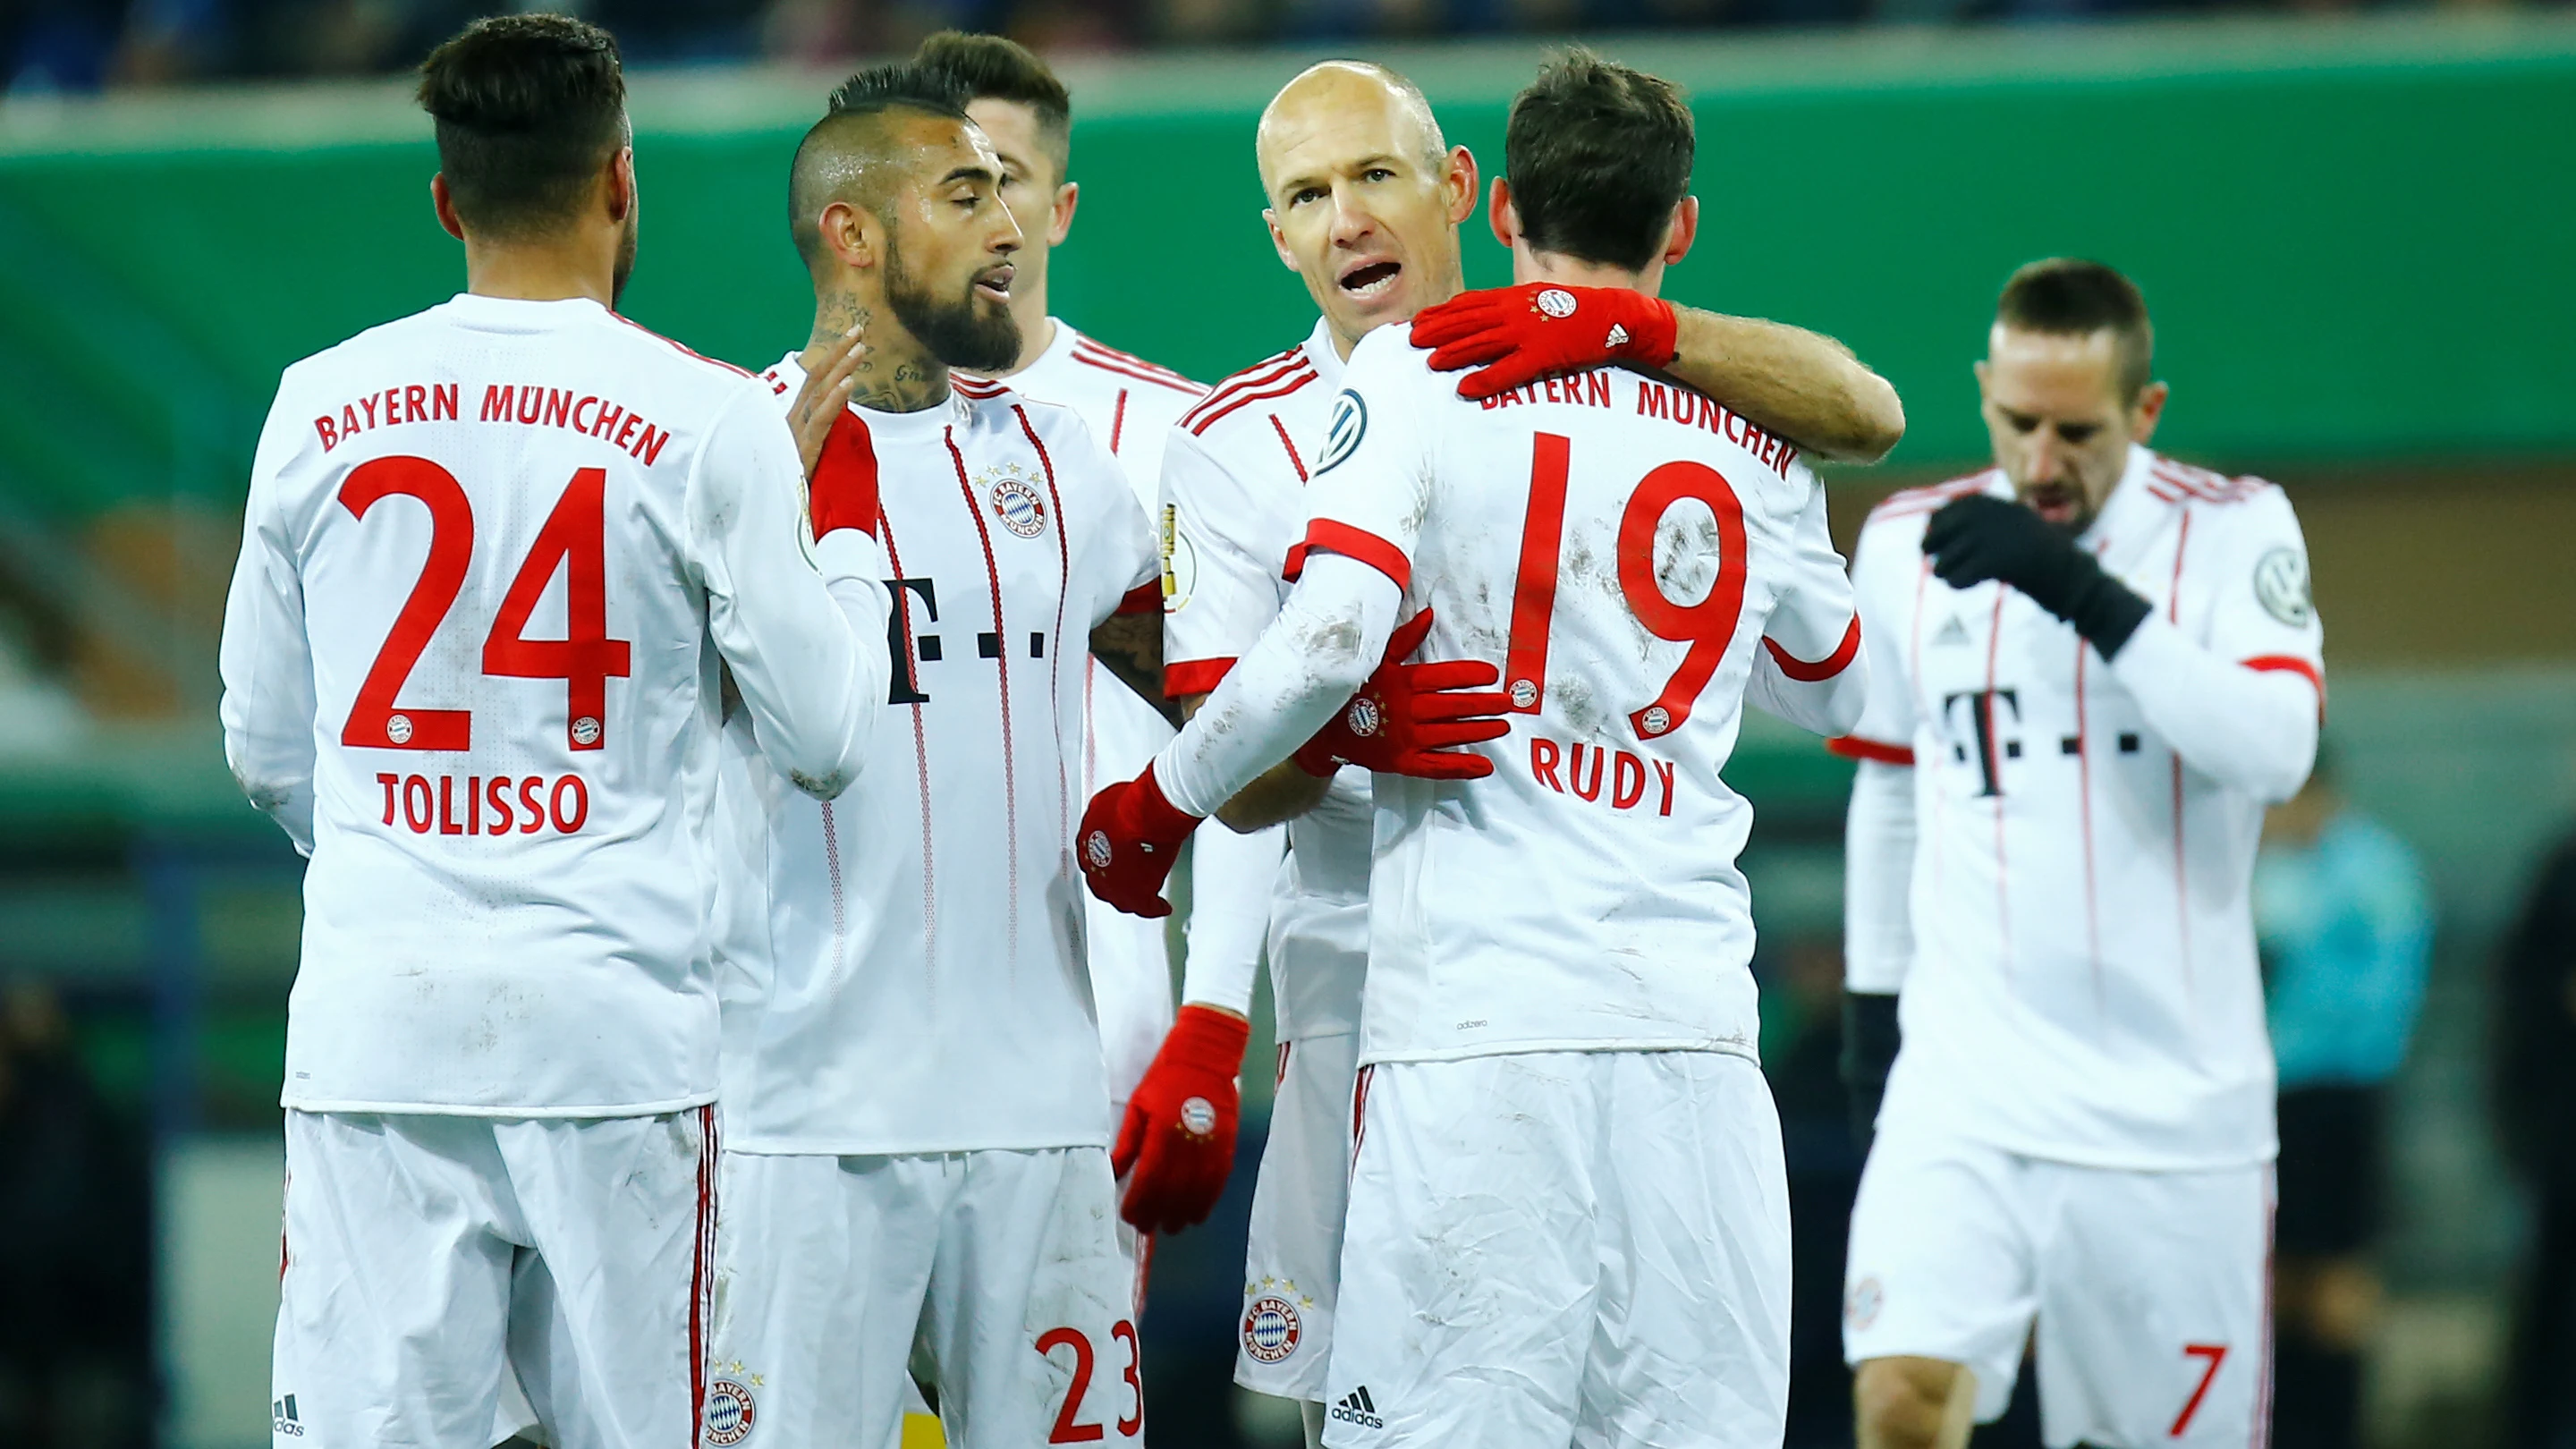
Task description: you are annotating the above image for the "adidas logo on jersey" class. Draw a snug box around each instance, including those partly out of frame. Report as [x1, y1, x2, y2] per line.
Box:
[1330, 1385, 1385, 1428]
[1933, 614, 1970, 648]
[273, 1394, 307, 1437]
[1606, 323, 1630, 348]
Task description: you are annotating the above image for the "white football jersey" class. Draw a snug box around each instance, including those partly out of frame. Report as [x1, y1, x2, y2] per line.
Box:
[718, 354, 1161, 1155]
[1841, 445, 2323, 1169]
[1161, 320, 1370, 1042]
[1306, 326, 1862, 1067]
[220, 294, 890, 1116]
[970, 319, 1203, 1101]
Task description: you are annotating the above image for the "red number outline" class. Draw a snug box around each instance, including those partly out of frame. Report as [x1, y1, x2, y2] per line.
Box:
[1615, 460, 1749, 739]
[339, 457, 474, 751]
[1035, 1327, 1106, 1444]
[1501, 431, 1572, 714]
[2169, 1342, 2228, 1436]
[482, 465, 632, 750]
[1111, 1319, 1143, 1437]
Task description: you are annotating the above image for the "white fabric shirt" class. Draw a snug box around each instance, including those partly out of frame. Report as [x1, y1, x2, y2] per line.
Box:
[1840, 445, 2325, 1169]
[1160, 320, 1371, 1042]
[970, 319, 1203, 1098]
[718, 354, 1161, 1155]
[1160, 323, 1865, 1068]
[221, 294, 889, 1116]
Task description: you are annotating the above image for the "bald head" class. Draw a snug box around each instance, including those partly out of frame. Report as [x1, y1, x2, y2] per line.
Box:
[1257, 61, 1445, 198]
[791, 61, 974, 273]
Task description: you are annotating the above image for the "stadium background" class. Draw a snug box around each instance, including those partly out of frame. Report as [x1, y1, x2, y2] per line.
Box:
[0, 9, 2568, 1445]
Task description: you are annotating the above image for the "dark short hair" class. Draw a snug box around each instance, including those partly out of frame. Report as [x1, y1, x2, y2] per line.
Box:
[1996, 258, 2156, 402]
[1504, 49, 1694, 274]
[914, 31, 1072, 181]
[791, 63, 976, 269]
[417, 14, 627, 240]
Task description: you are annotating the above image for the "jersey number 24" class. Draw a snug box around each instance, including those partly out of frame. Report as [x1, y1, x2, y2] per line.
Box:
[337, 455, 633, 754]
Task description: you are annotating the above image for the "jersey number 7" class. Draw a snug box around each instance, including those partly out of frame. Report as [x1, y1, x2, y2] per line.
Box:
[1501, 431, 1749, 741]
[338, 455, 633, 753]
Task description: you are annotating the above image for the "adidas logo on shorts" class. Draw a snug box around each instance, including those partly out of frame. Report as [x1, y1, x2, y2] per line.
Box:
[1329, 1385, 1385, 1429]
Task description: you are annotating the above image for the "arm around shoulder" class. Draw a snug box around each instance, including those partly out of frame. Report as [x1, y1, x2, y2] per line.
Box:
[1665, 307, 1904, 465]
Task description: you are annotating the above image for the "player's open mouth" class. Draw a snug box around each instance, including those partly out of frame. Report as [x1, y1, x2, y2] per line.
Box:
[2022, 483, 2080, 525]
[1338, 260, 1402, 300]
[973, 267, 1013, 304]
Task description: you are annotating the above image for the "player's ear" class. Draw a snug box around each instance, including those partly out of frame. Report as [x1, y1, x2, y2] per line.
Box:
[1487, 177, 1516, 250]
[1264, 209, 1297, 273]
[430, 174, 466, 242]
[1049, 181, 1080, 247]
[818, 199, 877, 272]
[606, 146, 637, 225]
[2129, 380, 2171, 445]
[1443, 145, 1479, 226]
[1661, 196, 1699, 268]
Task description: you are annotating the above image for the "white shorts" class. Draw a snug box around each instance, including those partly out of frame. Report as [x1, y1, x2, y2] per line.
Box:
[272, 1106, 714, 1449]
[1235, 1031, 1360, 1402]
[1324, 1051, 1790, 1449]
[1843, 1128, 2274, 1447]
[708, 1146, 1141, 1449]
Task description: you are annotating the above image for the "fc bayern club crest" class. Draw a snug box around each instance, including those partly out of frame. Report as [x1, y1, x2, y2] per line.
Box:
[1242, 1295, 1303, 1364]
[703, 1377, 757, 1445]
[989, 474, 1050, 538]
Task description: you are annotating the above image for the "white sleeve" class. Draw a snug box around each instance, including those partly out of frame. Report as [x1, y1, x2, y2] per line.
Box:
[1180, 822, 1284, 1014]
[218, 397, 320, 855]
[1745, 475, 1866, 738]
[1832, 508, 1922, 761]
[2106, 489, 2323, 803]
[1842, 758, 1916, 993]
[690, 384, 890, 801]
[1153, 553, 1402, 818]
[1063, 415, 1160, 629]
[1299, 337, 1436, 589]
[1160, 425, 1289, 698]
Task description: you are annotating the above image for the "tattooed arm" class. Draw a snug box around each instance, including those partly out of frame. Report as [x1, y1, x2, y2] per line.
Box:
[1091, 613, 1180, 728]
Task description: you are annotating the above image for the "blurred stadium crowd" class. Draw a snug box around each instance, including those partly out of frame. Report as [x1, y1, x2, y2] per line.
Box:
[0, 0, 2560, 93]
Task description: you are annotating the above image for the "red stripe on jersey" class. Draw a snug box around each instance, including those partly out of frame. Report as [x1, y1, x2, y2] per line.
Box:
[877, 508, 940, 962]
[1165, 657, 1236, 699]
[821, 800, 849, 979]
[1109, 390, 1128, 454]
[1074, 348, 1205, 397]
[1826, 735, 1913, 766]
[952, 430, 1022, 953]
[1269, 415, 1309, 482]
[2169, 508, 2194, 1001]
[1303, 520, 1411, 591]
[2074, 633, 2103, 1005]
[1012, 405, 1078, 854]
[1076, 338, 1204, 390]
[2243, 654, 2326, 716]
[688, 1104, 716, 1445]
[608, 313, 752, 377]
[1762, 616, 1860, 681]
[1351, 1063, 1375, 1164]
[954, 375, 1009, 398]
[1183, 350, 1306, 428]
[1281, 542, 1309, 580]
[1187, 366, 1318, 436]
[811, 412, 882, 539]
[1868, 472, 1995, 522]
[1117, 582, 1161, 615]
[1984, 589, 2011, 986]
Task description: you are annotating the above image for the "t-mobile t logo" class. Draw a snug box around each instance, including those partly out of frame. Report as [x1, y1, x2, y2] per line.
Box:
[1942, 688, 2022, 798]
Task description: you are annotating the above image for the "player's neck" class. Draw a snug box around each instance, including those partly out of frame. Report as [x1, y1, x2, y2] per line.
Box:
[1513, 249, 1659, 297]
[461, 239, 617, 309]
[994, 283, 1055, 378]
[801, 289, 947, 414]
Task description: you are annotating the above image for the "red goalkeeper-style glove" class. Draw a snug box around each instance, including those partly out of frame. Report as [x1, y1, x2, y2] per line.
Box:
[1410, 283, 1681, 402]
[1292, 609, 1511, 780]
[1079, 761, 1201, 919]
[1114, 1004, 1252, 1234]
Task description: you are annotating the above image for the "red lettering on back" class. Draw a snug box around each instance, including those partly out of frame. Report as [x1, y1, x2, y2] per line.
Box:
[1612, 750, 1646, 809]
[1531, 737, 1564, 791]
[359, 394, 379, 428]
[1568, 742, 1604, 801]
[487, 775, 514, 833]
[1655, 760, 1676, 816]
[518, 778, 546, 834]
[634, 425, 669, 466]
[481, 385, 514, 422]
[432, 384, 458, 420]
[377, 773, 398, 824]
[543, 389, 572, 428]
[316, 416, 340, 450]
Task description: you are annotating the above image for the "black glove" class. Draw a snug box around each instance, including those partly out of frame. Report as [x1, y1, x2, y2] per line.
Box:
[1840, 990, 1902, 1152]
[1921, 495, 2153, 658]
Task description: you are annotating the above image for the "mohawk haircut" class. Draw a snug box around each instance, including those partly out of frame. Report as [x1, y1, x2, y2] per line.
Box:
[914, 31, 1072, 182]
[790, 63, 975, 271]
[1996, 258, 2157, 402]
[417, 13, 627, 241]
[1504, 48, 1694, 275]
